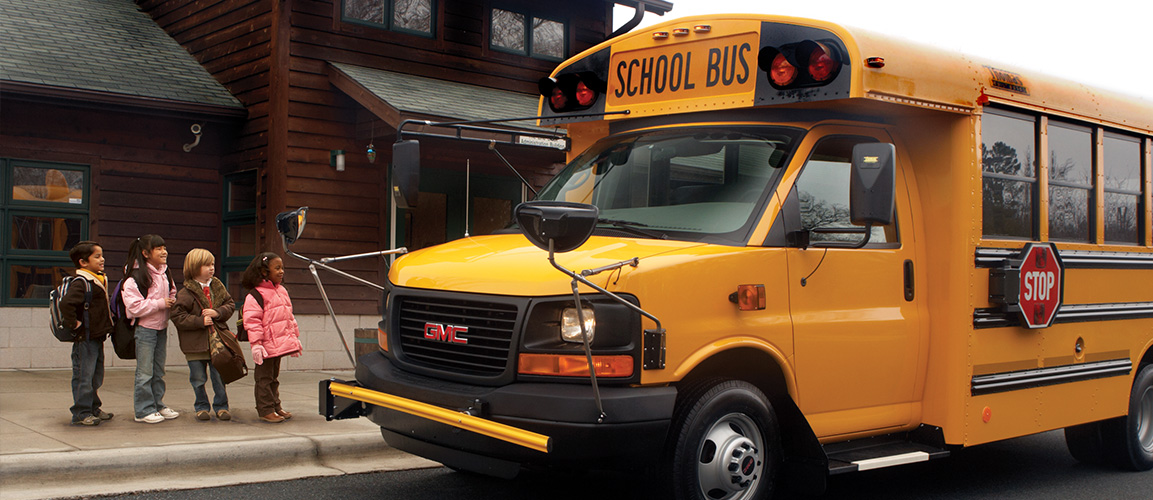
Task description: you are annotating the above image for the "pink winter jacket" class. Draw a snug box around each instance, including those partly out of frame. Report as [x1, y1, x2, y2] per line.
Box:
[242, 280, 302, 358]
[123, 263, 176, 331]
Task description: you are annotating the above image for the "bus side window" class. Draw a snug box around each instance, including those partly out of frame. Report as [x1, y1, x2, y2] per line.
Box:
[793, 136, 896, 245]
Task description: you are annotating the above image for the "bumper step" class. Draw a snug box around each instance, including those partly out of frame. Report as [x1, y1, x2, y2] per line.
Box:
[825, 430, 950, 475]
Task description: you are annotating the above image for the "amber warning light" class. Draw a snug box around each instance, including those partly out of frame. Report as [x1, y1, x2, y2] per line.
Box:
[729, 284, 766, 311]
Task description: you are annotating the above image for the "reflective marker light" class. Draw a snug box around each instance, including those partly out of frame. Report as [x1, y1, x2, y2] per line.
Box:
[560, 307, 595, 343]
[736, 284, 766, 311]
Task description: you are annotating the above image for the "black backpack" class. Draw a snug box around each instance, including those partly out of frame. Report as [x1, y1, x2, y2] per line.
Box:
[235, 289, 263, 342]
[49, 276, 91, 342]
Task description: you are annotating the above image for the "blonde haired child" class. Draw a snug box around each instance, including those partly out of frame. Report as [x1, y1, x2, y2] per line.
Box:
[171, 248, 234, 421]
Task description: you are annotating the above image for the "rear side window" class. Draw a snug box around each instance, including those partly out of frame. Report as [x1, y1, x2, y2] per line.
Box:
[982, 108, 1037, 239]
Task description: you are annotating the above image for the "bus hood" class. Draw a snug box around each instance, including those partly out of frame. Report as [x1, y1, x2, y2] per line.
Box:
[390, 234, 708, 296]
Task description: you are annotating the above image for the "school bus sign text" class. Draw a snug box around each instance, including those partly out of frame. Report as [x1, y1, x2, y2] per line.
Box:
[608, 32, 759, 107]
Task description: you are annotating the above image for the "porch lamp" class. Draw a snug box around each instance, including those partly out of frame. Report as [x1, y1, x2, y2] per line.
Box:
[330, 150, 346, 171]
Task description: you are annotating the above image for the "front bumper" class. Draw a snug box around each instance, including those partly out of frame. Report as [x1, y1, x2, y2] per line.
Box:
[327, 352, 676, 472]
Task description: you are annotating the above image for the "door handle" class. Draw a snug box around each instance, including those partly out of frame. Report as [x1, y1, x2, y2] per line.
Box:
[904, 259, 915, 302]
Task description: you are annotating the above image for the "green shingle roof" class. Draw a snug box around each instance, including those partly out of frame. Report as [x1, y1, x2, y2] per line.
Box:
[331, 62, 543, 127]
[0, 0, 242, 109]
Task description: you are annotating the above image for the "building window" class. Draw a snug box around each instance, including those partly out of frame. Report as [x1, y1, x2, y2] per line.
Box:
[2, 159, 89, 305]
[1047, 121, 1093, 242]
[490, 7, 565, 60]
[343, 0, 434, 36]
[1103, 132, 1142, 244]
[982, 108, 1038, 239]
[221, 172, 257, 297]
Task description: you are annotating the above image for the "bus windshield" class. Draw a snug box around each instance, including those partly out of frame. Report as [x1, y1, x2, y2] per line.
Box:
[535, 126, 801, 245]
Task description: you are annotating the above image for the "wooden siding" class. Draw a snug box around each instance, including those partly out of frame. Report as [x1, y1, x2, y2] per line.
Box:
[0, 98, 236, 285]
[138, 0, 610, 314]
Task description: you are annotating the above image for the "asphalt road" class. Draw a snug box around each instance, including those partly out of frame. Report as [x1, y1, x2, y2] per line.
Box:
[98, 430, 1152, 500]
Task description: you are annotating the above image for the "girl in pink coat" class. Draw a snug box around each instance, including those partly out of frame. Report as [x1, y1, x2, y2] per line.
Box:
[240, 252, 302, 423]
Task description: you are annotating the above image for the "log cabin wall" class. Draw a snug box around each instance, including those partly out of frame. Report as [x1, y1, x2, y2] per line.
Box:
[0, 98, 239, 284]
[138, 0, 615, 316]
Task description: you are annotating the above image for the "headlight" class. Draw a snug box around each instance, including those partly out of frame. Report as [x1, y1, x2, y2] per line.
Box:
[560, 307, 595, 343]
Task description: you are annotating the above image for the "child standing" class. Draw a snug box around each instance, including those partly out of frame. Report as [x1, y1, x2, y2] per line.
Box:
[122, 234, 179, 424]
[241, 252, 302, 423]
[171, 248, 233, 421]
[62, 241, 114, 426]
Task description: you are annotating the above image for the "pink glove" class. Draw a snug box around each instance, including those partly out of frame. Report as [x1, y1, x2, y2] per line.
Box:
[251, 344, 267, 365]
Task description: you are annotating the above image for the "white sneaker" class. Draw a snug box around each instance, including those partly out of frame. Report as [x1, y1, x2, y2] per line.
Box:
[134, 412, 164, 424]
[158, 408, 180, 420]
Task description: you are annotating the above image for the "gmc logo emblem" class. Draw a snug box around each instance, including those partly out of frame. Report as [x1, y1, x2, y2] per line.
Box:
[423, 323, 469, 344]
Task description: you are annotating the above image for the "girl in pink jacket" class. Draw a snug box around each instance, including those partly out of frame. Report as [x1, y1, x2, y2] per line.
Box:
[122, 235, 179, 424]
[240, 252, 302, 423]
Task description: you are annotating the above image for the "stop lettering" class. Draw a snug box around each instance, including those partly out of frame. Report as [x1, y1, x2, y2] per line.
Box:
[1016, 243, 1063, 329]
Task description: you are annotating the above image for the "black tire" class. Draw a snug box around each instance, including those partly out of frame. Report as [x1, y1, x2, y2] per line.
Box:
[1104, 363, 1153, 471]
[1064, 420, 1107, 465]
[665, 379, 781, 500]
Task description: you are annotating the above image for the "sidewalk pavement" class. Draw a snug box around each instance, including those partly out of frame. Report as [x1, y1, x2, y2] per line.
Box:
[0, 367, 440, 500]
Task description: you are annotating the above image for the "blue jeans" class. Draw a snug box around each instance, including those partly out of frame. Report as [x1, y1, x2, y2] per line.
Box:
[187, 360, 228, 412]
[133, 326, 168, 418]
[70, 339, 105, 421]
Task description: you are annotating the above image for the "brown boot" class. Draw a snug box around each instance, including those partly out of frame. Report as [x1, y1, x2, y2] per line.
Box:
[260, 413, 285, 423]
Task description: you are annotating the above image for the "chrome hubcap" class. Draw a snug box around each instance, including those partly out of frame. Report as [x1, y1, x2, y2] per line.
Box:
[697, 413, 764, 500]
[1138, 384, 1153, 453]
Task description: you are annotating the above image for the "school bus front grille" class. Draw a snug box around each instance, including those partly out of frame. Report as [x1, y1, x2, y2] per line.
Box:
[394, 296, 519, 376]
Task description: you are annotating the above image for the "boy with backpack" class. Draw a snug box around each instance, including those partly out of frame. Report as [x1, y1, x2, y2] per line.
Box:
[59, 241, 114, 426]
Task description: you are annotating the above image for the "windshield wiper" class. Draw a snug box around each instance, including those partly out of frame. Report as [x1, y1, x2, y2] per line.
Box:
[597, 218, 666, 239]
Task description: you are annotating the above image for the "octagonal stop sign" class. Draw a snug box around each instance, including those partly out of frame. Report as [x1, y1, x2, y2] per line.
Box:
[1015, 243, 1064, 329]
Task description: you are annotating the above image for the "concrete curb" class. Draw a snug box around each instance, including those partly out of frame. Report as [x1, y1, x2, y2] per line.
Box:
[0, 431, 439, 500]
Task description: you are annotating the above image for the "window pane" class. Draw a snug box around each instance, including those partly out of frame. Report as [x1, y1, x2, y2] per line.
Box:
[1048, 122, 1092, 242]
[10, 215, 82, 251]
[532, 18, 564, 59]
[1104, 193, 1139, 244]
[228, 175, 256, 212]
[491, 9, 525, 52]
[796, 137, 890, 244]
[345, 0, 384, 24]
[1104, 134, 1141, 244]
[982, 110, 1036, 238]
[9, 263, 71, 300]
[1048, 186, 1091, 241]
[394, 0, 432, 33]
[11, 166, 84, 205]
[227, 224, 257, 258]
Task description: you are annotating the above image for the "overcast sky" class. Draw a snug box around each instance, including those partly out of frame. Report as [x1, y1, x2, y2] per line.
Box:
[614, 0, 1152, 102]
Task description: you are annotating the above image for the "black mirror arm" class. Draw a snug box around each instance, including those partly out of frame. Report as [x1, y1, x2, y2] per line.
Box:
[488, 141, 538, 197]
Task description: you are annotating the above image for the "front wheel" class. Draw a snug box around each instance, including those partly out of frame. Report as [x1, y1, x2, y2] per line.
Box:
[666, 379, 781, 500]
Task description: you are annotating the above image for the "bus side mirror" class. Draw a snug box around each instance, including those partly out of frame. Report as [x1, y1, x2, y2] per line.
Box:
[849, 143, 895, 226]
[515, 201, 599, 254]
[276, 206, 308, 245]
[392, 140, 420, 209]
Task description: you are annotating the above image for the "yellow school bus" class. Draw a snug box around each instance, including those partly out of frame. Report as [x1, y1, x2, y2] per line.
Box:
[317, 13, 1153, 499]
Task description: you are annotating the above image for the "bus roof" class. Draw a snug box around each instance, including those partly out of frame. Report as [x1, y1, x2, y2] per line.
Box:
[542, 13, 1153, 134]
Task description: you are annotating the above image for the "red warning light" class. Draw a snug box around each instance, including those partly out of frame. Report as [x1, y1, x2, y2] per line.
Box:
[575, 81, 596, 107]
[808, 42, 837, 82]
[770, 53, 798, 87]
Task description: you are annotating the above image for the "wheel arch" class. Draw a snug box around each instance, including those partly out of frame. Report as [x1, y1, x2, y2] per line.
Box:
[675, 346, 829, 495]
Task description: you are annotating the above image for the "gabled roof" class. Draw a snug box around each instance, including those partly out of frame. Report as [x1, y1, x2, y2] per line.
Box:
[0, 0, 243, 112]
